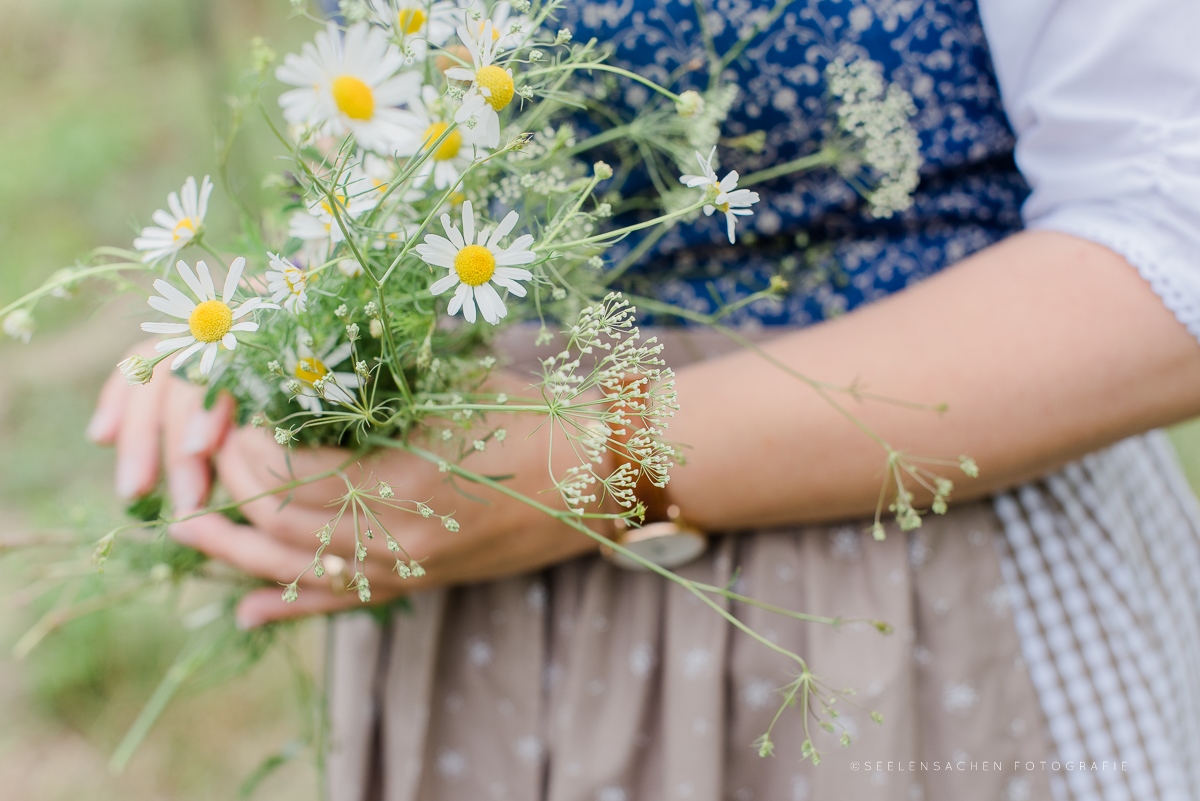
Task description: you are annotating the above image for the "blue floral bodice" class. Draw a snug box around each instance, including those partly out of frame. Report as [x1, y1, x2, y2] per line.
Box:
[561, 0, 1028, 326]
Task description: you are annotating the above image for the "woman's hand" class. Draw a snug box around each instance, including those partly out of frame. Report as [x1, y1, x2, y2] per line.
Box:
[168, 372, 599, 628]
[87, 340, 234, 513]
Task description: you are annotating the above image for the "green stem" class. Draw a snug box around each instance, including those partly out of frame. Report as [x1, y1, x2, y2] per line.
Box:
[739, 148, 839, 187]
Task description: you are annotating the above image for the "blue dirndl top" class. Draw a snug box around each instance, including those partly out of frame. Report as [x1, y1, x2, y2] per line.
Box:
[560, 0, 1028, 327]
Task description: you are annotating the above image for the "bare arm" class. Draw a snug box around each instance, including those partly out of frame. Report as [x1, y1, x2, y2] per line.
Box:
[669, 230, 1200, 530]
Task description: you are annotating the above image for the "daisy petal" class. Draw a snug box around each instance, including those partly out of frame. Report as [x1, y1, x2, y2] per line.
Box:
[195, 261, 216, 300]
[155, 335, 196, 353]
[223, 257, 246, 303]
[461, 201, 474, 245]
[149, 295, 193, 319]
[152, 279, 196, 312]
[199, 342, 219, 375]
[487, 210, 519, 248]
[175, 260, 207, 301]
[141, 321, 190, 334]
[171, 340, 206, 370]
[430, 272, 460, 295]
[222, 333, 238, 350]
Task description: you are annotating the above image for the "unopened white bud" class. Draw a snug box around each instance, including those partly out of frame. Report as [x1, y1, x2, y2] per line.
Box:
[3, 309, 34, 343]
[117, 355, 154, 385]
[675, 89, 705, 118]
[369, 319, 384, 338]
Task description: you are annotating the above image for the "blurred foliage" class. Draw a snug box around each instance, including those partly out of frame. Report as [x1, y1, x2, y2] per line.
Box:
[0, 1, 320, 799]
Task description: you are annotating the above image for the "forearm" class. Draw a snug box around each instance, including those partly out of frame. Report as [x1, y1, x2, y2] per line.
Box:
[668, 230, 1200, 530]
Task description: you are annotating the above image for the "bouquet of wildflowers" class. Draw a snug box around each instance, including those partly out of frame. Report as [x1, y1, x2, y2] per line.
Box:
[0, 0, 954, 775]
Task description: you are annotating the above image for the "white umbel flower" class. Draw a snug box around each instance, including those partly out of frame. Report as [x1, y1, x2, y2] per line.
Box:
[265, 253, 309, 313]
[445, 21, 515, 148]
[277, 22, 423, 155]
[133, 175, 214, 263]
[680, 147, 761, 244]
[140, 258, 273, 375]
[415, 201, 534, 324]
[283, 334, 360, 413]
[3, 309, 34, 343]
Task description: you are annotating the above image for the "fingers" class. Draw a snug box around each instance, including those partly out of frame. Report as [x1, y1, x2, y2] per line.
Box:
[87, 369, 130, 445]
[171, 514, 318, 586]
[165, 389, 234, 514]
[236, 585, 385, 628]
[182, 392, 235, 456]
[114, 371, 169, 499]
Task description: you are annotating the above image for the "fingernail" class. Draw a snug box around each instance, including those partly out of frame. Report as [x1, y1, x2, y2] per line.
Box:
[181, 411, 210, 456]
[115, 458, 144, 500]
[87, 406, 116, 443]
[169, 460, 206, 515]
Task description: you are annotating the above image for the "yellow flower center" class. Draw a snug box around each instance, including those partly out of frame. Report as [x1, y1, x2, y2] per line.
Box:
[422, 121, 463, 161]
[172, 217, 197, 241]
[319, 193, 349, 218]
[294, 357, 329, 384]
[715, 201, 731, 213]
[284, 269, 306, 294]
[188, 299, 234, 343]
[477, 20, 503, 41]
[332, 75, 375, 121]
[397, 7, 427, 34]
[453, 244, 496, 287]
[475, 65, 515, 111]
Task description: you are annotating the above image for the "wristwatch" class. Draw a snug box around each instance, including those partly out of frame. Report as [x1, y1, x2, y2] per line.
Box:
[599, 378, 707, 571]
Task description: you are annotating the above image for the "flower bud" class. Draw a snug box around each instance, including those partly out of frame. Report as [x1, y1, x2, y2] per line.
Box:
[117, 355, 154, 386]
[3, 309, 34, 343]
[675, 89, 705, 118]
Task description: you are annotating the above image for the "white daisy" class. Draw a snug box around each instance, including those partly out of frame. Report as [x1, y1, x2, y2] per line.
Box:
[276, 22, 423, 155]
[461, 1, 533, 50]
[445, 21, 516, 148]
[398, 85, 486, 189]
[133, 175, 214, 263]
[265, 252, 309, 313]
[368, 0, 459, 56]
[140, 258, 273, 375]
[283, 335, 360, 414]
[680, 147, 761, 244]
[288, 166, 381, 255]
[415, 200, 535, 324]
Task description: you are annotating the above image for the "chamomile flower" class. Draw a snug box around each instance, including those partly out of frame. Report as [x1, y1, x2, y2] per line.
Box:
[133, 176, 214, 263]
[140, 258, 272, 375]
[445, 21, 516, 148]
[277, 23, 423, 155]
[282, 335, 360, 413]
[265, 253, 309, 313]
[462, 1, 532, 50]
[368, 0, 459, 56]
[416, 201, 534, 324]
[399, 86, 486, 189]
[288, 167, 381, 255]
[680, 147, 760, 244]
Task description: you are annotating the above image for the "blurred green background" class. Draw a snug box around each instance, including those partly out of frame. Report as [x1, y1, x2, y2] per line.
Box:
[5, 1, 1200, 799]
[0, 1, 321, 798]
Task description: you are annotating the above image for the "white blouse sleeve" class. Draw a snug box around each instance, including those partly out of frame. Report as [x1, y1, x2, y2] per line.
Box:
[977, 0, 1200, 340]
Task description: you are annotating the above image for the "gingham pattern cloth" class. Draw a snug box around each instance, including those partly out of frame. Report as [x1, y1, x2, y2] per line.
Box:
[995, 431, 1200, 801]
